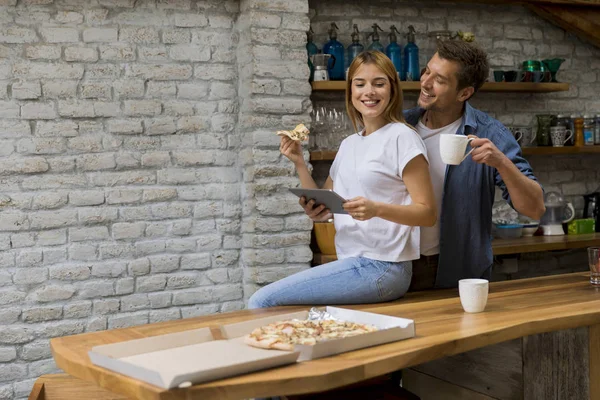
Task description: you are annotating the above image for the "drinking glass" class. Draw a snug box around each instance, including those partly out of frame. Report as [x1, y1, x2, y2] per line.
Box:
[588, 247, 600, 286]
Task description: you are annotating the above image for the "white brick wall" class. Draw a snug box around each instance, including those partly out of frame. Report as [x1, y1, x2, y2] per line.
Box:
[0, 0, 311, 398]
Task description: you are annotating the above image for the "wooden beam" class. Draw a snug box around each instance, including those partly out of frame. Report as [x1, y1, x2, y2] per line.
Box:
[528, 4, 600, 48]
[441, 0, 600, 8]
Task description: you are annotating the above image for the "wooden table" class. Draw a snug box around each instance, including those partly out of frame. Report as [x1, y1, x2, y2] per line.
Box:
[50, 272, 600, 400]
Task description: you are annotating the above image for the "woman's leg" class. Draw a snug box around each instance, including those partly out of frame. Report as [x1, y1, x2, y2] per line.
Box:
[247, 257, 412, 309]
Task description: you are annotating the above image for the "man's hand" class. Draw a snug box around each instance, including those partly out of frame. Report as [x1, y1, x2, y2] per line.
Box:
[342, 197, 378, 221]
[468, 135, 507, 169]
[299, 196, 332, 222]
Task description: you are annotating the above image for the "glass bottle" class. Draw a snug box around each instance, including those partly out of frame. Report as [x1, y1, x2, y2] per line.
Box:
[402, 25, 420, 81]
[386, 25, 403, 77]
[306, 27, 319, 82]
[323, 23, 345, 81]
[346, 24, 364, 71]
[366, 23, 385, 52]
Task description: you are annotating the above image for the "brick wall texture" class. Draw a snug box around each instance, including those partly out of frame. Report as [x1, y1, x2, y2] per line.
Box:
[0, 0, 598, 397]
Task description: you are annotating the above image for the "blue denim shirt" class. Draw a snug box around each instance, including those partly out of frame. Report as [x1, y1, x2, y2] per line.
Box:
[404, 102, 540, 288]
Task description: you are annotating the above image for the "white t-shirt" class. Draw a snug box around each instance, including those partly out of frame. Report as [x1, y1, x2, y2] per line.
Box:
[330, 122, 428, 262]
[416, 117, 463, 256]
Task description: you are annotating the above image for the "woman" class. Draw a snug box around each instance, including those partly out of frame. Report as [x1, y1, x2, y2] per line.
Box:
[248, 51, 436, 309]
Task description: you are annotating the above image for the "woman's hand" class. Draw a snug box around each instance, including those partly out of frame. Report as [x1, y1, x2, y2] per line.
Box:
[299, 197, 332, 222]
[343, 197, 378, 221]
[280, 136, 304, 165]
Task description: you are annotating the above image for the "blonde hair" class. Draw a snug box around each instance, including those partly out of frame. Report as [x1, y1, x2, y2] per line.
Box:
[345, 50, 407, 132]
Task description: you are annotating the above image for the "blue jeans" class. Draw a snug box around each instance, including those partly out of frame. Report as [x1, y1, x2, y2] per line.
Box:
[247, 257, 412, 309]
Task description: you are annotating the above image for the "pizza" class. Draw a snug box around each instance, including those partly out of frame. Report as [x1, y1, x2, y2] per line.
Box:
[276, 123, 310, 141]
[244, 319, 378, 351]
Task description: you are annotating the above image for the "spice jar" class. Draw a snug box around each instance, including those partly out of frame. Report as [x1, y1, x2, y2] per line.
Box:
[574, 116, 584, 147]
[583, 114, 595, 145]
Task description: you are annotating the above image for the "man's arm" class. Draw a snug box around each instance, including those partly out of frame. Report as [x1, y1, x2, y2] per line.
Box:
[469, 136, 546, 221]
[494, 157, 545, 220]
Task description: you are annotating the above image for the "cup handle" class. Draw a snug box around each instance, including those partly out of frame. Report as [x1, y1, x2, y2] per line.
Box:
[514, 130, 523, 143]
[529, 131, 537, 145]
[563, 129, 573, 144]
[461, 138, 476, 162]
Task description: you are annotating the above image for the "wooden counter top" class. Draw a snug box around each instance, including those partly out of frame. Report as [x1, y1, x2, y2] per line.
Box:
[51, 272, 600, 400]
[313, 233, 600, 264]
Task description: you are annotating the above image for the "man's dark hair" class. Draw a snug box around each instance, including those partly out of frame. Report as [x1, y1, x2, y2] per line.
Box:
[437, 40, 490, 94]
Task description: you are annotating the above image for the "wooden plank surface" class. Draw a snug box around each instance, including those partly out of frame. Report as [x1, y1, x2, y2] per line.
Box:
[529, 4, 600, 48]
[310, 146, 600, 161]
[28, 374, 129, 400]
[522, 145, 600, 155]
[311, 81, 570, 92]
[411, 339, 522, 399]
[589, 324, 600, 399]
[492, 233, 600, 255]
[523, 327, 589, 400]
[51, 272, 600, 400]
[403, 369, 497, 400]
[312, 233, 600, 264]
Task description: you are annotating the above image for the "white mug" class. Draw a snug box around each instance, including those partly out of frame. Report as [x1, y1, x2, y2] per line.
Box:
[459, 279, 489, 313]
[550, 126, 573, 147]
[440, 135, 475, 165]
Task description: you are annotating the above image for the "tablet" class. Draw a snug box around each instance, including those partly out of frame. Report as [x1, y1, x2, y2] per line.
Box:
[288, 188, 348, 215]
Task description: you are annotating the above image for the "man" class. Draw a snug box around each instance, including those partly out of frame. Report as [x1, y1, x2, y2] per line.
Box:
[303, 41, 545, 289]
[402, 40, 545, 289]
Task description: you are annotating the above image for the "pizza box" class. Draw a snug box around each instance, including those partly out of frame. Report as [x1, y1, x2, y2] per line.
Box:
[220, 306, 415, 361]
[88, 307, 414, 389]
[88, 327, 300, 389]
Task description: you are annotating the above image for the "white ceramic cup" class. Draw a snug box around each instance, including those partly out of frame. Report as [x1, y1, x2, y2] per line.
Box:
[440, 135, 475, 165]
[458, 279, 489, 313]
[550, 126, 573, 147]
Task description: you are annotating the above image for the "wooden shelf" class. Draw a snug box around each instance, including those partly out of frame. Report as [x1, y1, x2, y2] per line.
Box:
[493, 233, 600, 255]
[522, 145, 600, 155]
[310, 150, 337, 161]
[313, 233, 600, 265]
[311, 81, 570, 93]
[311, 146, 600, 161]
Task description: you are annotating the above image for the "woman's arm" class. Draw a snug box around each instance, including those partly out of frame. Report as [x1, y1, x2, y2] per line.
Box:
[343, 155, 437, 226]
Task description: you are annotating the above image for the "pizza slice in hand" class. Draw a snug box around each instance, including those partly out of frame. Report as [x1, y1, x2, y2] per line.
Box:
[276, 123, 310, 141]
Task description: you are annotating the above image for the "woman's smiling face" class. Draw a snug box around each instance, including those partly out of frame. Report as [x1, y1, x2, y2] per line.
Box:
[350, 63, 391, 124]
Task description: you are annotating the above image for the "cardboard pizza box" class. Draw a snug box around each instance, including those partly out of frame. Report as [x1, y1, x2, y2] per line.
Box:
[88, 327, 300, 389]
[88, 307, 415, 389]
[220, 306, 415, 361]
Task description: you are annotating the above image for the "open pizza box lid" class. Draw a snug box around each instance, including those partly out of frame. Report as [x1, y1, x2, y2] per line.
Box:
[220, 306, 415, 361]
[88, 327, 300, 389]
[88, 307, 414, 389]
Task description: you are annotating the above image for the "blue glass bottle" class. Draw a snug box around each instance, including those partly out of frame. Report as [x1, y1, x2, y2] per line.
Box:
[402, 25, 420, 81]
[322, 22, 345, 81]
[367, 23, 385, 53]
[306, 27, 319, 82]
[386, 25, 402, 77]
[346, 24, 364, 72]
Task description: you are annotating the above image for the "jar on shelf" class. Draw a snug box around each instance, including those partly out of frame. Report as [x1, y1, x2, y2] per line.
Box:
[574, 116, 584, 146]
[595, 114, 600, 145]
[583, 114, 595, 146]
